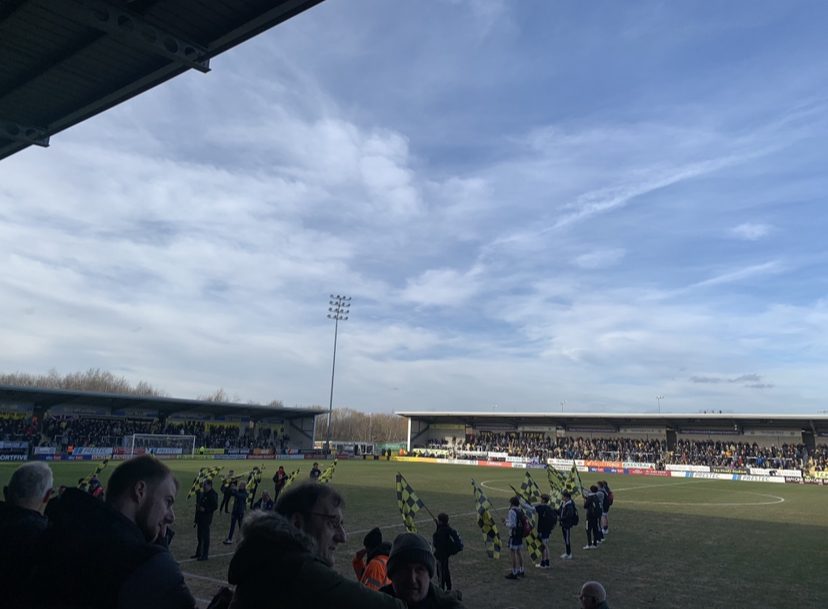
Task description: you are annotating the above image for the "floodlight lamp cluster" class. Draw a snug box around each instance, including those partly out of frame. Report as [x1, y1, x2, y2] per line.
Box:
[327, 294, 351, 321]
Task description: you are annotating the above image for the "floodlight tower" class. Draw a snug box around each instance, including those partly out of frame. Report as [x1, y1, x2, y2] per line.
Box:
[326, 294, 351, 453]
[656, 395, 664, 413]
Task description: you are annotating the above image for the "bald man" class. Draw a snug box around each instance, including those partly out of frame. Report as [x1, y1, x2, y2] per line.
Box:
[578, 581, 609, 609]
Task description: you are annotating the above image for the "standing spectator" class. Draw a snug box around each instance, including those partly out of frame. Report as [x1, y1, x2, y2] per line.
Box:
[224, 481, 248, 544]
[219, 470, 235, 514]
[432, 513, 463, 591]
[272, 465, 287, 500]
[353, 526, 392, 591]
[583, 485, 602, 550]
[309, 462, 322, 480]
[533, 494, 557, 568]
[192, 479, 218, 561]
[380, 532, 465, 608]
[0, 462, 52, 608]
[559, 491, 577, 560]
[33, 455, 195, 609]
[504, 496, 527, 579]
[578, 580, 610, 609]
[226, 482, 404, 609]
[599, 481, 612, 536]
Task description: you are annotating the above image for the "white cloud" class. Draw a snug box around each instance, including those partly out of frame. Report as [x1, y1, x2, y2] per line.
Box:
[573, 249, 626, 270]
[732, 222, 772, 240]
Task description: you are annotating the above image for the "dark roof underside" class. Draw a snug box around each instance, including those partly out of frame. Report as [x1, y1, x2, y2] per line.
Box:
[0, 384, 322, 420]
[0, 0, 324, 160]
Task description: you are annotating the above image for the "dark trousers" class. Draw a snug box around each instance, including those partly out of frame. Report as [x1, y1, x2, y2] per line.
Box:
[196, 521, 211, 558]
[220, 492, 231, 513]
[562, 526, 572, 555]
[587, 517, 601, 546]
[228, 512, 243, 540]
[436, 556, 452, 591]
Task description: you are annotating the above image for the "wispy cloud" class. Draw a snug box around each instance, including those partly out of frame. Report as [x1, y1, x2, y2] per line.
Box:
[732, 222, 773, 240]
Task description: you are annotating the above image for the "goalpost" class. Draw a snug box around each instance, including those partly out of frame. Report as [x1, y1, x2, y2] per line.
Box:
[127, 433, 196, 457]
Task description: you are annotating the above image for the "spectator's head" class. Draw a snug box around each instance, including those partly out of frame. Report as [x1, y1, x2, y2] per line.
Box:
[202, 479, 213, 491]
[278, 465, 284, 472]
[579, 581, 607, 609]
[3, 462, 53, 513]
[105, 455, 178, 543]
[437, 512, 449, 525]
[313, 462, 319, 468]
[509, 495, 520, 507]
[387, 533, 435, 604]
[363, 526, 382, 550]
[590, 485, 599, 493]
[563, 491, 572, 500]
[540, 493, 550, 504]
[275, 481, 346, 566]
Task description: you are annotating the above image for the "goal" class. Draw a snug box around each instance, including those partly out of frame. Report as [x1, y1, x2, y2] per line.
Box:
[127, 433, 196, 457]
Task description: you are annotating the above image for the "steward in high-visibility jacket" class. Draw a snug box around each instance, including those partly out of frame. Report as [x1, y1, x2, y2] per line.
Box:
[352, 527, 392, 591]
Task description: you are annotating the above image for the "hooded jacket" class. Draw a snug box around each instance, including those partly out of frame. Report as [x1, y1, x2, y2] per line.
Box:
[30, 488, 194, 609]
[227, 511, 404, 609]
[353, 541, 392, 591]
[0, 501, 48, 608]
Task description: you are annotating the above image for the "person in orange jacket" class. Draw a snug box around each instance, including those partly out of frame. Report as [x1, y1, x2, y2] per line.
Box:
[353, 527, 392, 591]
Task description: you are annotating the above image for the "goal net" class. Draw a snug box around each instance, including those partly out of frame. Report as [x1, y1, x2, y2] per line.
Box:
[127, 433, 196, 457]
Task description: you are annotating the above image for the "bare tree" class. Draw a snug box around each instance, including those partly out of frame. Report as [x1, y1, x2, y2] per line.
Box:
[0, 368, 166, 397]
[314, 408, 406, 443]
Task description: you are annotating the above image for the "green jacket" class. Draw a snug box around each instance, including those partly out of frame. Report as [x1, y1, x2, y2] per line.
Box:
[227, 512, 405, 609]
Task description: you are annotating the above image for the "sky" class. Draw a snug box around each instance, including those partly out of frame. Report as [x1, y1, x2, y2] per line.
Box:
[1, 0, 827, 414]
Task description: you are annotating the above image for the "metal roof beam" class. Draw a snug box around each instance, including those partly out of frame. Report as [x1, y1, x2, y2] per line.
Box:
[59, 0, 211, 73]
[0, 119, 49, 146]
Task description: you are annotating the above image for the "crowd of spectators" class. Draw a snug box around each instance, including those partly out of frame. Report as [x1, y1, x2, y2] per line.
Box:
[0, 412, 290, 452]
[425, 432, 828, 472]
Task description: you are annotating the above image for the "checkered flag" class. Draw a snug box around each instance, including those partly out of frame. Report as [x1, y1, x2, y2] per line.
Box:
[565, 462, 583, 497]
[247, 466, 264, 507]
[471, 478, 502, 559]
[545, 466, 566, 508]
[318, 460, 337, 484]
[282, 467, 301, 490]
[520, 471, 543, 504]
[396, 472, 427, 532]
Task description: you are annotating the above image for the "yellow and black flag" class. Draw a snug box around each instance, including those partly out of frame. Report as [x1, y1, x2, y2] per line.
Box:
[247, 466, 265, 507]
[396, 472, 427, 532]
[564, 462, 583, 497]
[508, 481, 545, 564]
[547, 464, 568, 491]
[318, 460, 338, 484]
[471, 478, 502, 559]
[78, 458, 110, 490]
[520, 471, 543, 504]
[188, 465, 223, 499]
[282, 467, 301, 490]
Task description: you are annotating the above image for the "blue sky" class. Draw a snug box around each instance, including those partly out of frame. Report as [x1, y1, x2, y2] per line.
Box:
[1, 0, 827, 413]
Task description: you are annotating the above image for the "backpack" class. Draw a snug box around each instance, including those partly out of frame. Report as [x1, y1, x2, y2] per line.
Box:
[607, 490, 614, 506]
[515, 508, 533, 537]
[448, 529, 464, 555]
[536, 504, 557, 532]
[570, 505, 580, 527]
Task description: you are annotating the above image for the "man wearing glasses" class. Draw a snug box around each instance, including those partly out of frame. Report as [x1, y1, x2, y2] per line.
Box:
[226, 481, 405, 609]
[579, 581, 610, 609]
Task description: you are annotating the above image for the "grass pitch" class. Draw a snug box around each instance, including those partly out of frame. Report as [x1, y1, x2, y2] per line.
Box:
[3, 459, 826, 609]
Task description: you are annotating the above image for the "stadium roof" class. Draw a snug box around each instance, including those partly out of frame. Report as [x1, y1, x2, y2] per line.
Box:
[396, 411, 828, 433]
[0, 0, 324, 160]
[0, 384, 323, 420]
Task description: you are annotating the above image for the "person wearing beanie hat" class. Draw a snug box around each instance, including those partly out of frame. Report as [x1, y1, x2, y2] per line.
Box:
[353, 527, 392, 591]
[380, 533, 466, 609]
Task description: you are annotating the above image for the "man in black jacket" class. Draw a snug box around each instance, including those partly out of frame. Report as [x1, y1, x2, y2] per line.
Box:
[192, 478, 218, 561]
[583, 486, 602, 550]
[32, 455, 195, 609]
[0, 462, 52, 608]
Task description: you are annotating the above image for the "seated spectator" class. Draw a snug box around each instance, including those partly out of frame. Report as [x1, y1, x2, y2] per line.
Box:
[226, 481, 404, 609]
[578, 580, 610, 609]
[32, 455, 195, 609]
[380, 532, 465, 609]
